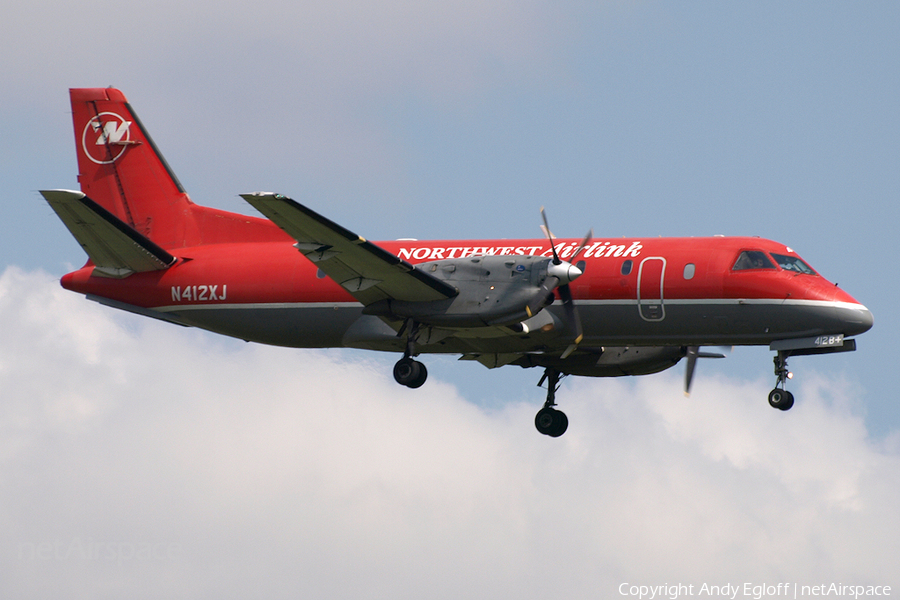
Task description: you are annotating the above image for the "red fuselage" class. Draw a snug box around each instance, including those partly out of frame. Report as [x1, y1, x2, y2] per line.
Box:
[60, 227, 873, 354]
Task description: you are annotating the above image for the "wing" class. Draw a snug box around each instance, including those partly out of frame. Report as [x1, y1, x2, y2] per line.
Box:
[241, 192, 457, 305]
[40, 189, 176, 278]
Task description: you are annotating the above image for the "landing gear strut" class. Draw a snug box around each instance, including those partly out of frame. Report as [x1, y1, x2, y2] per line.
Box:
[535, 368, 568, 437]
[393, 319, 428, 388]
[768, 351, 794, 411]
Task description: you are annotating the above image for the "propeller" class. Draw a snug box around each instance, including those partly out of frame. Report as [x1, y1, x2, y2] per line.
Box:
[683, 346, 730, 396]
[538, 208, 592, 359]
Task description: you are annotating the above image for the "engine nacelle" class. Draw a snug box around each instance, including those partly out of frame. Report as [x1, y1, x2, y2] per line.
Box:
[514, 346, 686, 377]
[363, 255, 557, 327]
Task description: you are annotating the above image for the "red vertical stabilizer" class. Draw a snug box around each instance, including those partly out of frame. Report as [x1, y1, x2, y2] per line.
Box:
[70, 88, 283, 249]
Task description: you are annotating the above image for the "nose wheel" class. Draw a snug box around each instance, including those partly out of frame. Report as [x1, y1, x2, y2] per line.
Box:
[768, 351, 795, 411]
[535, 368, 568, 437]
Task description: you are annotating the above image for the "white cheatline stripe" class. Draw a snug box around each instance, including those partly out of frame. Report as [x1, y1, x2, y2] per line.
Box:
[154, 301, 361, 313]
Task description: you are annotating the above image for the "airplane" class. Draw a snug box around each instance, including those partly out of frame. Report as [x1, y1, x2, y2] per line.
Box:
[41, 87, 874, 437]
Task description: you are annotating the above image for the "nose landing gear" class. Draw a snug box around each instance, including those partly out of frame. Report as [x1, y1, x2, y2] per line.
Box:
[535, 368, 569, 437]
[768, 351, 794, 411]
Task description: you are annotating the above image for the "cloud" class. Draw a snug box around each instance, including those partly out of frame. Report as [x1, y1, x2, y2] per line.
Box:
[1, 267, 897, 598]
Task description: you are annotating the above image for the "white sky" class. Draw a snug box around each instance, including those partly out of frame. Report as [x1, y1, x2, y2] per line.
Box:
[2, 1, 898, 596]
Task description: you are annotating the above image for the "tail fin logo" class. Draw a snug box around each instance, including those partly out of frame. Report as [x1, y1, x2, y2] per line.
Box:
[81, 112, 133, 164]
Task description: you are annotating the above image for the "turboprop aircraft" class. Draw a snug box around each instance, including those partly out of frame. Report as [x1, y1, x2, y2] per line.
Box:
[41, 88, 873, 437]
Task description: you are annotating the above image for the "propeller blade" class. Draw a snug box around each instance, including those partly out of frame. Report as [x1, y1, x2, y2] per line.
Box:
[525, 276, 559, 317]
[699, 345, 730, 359]
[684, 346, 700, 396]
[683, 345, 728, 396]
[569, 229, 594, 263]
[540, 207, 561, 264]
[539, 207, 588, 359]
[558, 283, 583, 359]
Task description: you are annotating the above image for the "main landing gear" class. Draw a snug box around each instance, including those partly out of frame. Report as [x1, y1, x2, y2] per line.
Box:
[393, 356, 427, 388]
[535, 368, 569, 437]
[768, 351, 794, 411]
[393, 319, 428, 389]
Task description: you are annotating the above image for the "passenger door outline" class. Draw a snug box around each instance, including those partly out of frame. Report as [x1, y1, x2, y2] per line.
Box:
[637, 257, 666, 322]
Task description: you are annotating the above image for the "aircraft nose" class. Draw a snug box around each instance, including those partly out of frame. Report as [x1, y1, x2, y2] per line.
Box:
[826, 283, 873, 337]
[839, 302, 874, 337]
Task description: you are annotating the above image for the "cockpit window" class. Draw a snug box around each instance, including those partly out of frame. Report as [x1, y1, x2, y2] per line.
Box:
[771, 253, 817, 275]
[732, 250, 776, 271]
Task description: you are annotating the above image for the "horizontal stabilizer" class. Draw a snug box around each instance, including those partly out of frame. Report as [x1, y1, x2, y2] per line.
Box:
[241, 192, 457, 305]
[41, 189, 176, 278]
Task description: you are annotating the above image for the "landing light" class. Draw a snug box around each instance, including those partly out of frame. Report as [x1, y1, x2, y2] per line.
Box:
[787, 372, 794, 380]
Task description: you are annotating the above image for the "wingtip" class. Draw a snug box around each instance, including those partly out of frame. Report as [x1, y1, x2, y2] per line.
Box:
[240, 191, 277, 199]
[39, 189, 86, 201]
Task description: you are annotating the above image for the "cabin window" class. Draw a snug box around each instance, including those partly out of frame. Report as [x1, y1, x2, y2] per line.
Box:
[621, 260, 633, 275]
[316, 268, 327, 279]
[732, 250, 776, 271]
[771, 253, 816, 275]
[683, 263, 695, 280]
